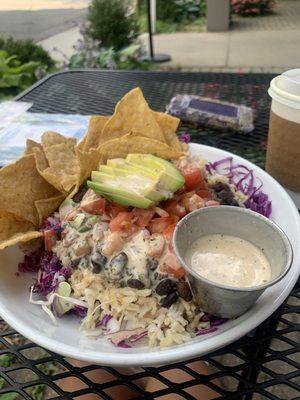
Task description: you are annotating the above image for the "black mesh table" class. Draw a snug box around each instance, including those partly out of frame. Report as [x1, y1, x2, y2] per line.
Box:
[0, 71, 299, 400]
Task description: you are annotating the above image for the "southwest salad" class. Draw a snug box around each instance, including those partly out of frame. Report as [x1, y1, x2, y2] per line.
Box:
[20, 154, 272, 348]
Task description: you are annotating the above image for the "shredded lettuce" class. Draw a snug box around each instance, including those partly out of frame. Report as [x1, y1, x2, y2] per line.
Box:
[29, 285, 88, 324]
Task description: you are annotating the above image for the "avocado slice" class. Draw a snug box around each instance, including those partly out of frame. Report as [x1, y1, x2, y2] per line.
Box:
[126, 154, 184, 192]
[87, 181, 154, 209]
[91, 171, 166, 203]
[106, 159, 158, 180]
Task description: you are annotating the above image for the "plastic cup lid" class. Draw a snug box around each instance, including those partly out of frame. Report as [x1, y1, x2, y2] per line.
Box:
[269, 69, 300, 109]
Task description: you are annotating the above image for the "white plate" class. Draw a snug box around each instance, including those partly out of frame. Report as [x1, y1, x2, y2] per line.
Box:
[0, 143, 299, 367]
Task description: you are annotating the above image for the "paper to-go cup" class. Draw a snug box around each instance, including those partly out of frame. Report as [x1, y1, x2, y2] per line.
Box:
[266, 69, 300, 208]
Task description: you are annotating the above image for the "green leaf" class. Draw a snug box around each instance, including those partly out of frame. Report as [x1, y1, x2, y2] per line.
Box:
[96, 47, 115, 68]
[120, 43, 140, 58]
[68, 53, 86, 68]
[0, 392, 19, 400]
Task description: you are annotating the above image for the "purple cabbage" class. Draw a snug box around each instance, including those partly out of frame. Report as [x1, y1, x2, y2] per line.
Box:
[96, 314, 113, 327]
[128, 331, 148, 343]
[116, 331, 148, 348]
[179, 132, 191, 143]
[40, 216, 62, 237]
[69, 306, 88, 318]
[18, 249, 42, 273]
[200, 313, 211, 322]
[117, 341, 132, 348]
[200, 313, 227, 327]
[196, 327, 218, 336]
[210, 317, 227, 327]
[33, 251, 70, 296]
[206, 157, 272, 218]
[109, 330, 148, 348]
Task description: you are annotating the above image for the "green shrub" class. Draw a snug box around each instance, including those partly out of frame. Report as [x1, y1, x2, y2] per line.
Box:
[174, 0, 203, 21]
[0, 50, 40, 91]
[87, 0, 139, 50]
[157, 0, 177, 21]
[137, 0, 147, 15]
[68, 23, 151, 71]
[0, 36, 54, 70]
[155, 0, 204, 22]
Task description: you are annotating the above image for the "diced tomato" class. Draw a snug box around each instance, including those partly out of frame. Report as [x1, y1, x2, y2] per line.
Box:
[154, 207, 169, 217]
[148, 233, 165, 258]
[132, 207, 155, 227]
[163, 199, 186, 218]
[181, 193, 205, 213]
[148, 216, 178, 234]
[205, 200, 220, 207]
[163, 223, 176, 252]
[102, 232, 124, 256]
[122, 224, 140, 239]
[181, 166, 206, 191]
[44, 229, 57, 251]
[80, 198, 106, 215]
[106, 203, 129, 219]
[63, 209, 78, 222]
[165, 253, 186, 278]
[196, 189, 212, 200]
[109, 211, 133, 232]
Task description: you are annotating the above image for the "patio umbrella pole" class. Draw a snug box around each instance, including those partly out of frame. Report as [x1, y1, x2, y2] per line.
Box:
[144, 0, 171, 63]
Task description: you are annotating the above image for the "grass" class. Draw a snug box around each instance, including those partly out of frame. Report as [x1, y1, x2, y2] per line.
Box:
[138, 14, 206, 34]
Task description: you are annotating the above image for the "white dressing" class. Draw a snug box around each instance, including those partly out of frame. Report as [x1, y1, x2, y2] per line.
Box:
[186, 234, 271, 287]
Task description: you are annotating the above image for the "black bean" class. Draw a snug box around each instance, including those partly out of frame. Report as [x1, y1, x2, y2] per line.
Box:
[72, 186, 88, 203]
[91, 253, 107, 273]
[127, 278, 145, 290]
[106, 252, 128, 281]
[156, 279, 175, 296]
[218, 189, 234, 202]
[229, 199, 239, 207]
[160, 292, 179, 308]
[71, 258, 81, 269]
[154, 272, 168, 281]
[213, 182, 230, 193]
[110, 252, 128, 268]
[78, 256, 89, 269]
[146, 258, 158, 271]
[176, 281, 193, 302]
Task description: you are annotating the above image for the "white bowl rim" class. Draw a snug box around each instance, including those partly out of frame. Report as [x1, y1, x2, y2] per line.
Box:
[0, 142, 299, 366]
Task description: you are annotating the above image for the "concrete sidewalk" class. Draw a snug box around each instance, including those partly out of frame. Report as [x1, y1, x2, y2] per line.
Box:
[0, 8, 86, 41]
[142, 29, 300, 72]
[39, 0, 300, 72]
[40, 27, 300, 73]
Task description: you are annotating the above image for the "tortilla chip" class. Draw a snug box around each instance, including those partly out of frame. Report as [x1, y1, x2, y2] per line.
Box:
[42, 142, 80, 193]
[24, 139, 42, 156]
[97, 132, 184, 165]
[33, 146, 67, 193]
[76, 136, 87, 151]
[41, 131, 76, 148]
[76, 147, 100, 183]
[0, 155, 59, 226]
[101, 88, 166, 144]
[0, 231, 43, 251]
[35, 193, 65, 226]
[33, 146, 49, 172]
[81, 116, 110, 151]
[33, 131, 81, 194]
[153, 112, 183, 151]
[0, 209, 42, 250]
